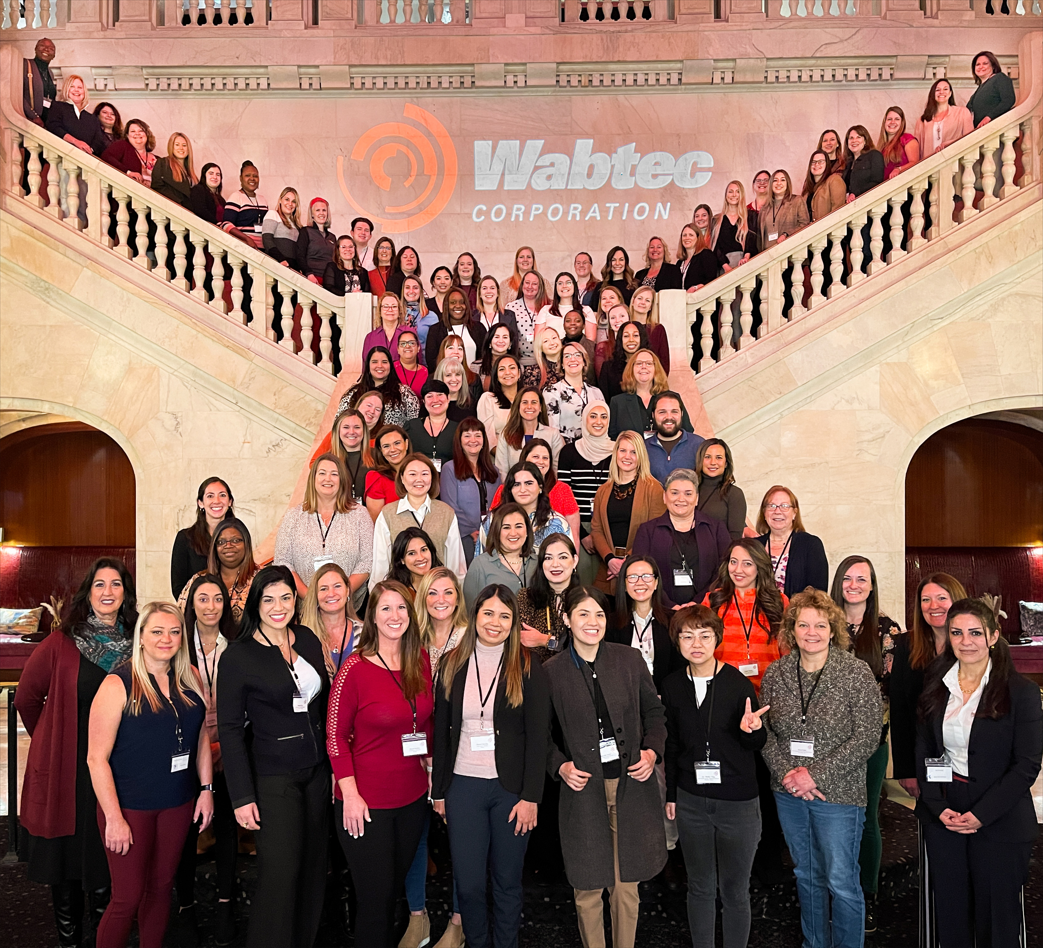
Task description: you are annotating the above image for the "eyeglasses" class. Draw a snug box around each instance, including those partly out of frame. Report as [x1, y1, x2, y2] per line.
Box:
[398, 340, 417, 348]
[677, 631, 717, 645]
[380, 304, 399, 312]
[563, 352, 584, 361]
[765, 503, 793, 511]
[626, 573, 656, 584]
[216, 537, 244, 548]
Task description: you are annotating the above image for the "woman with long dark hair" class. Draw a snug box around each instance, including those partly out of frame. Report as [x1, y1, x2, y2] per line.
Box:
[695, 438, 747, 541]
[490, 437, 581, 542]
[597, 320, 648, 404]
[914, 79, 974, 159]
[188, 162, 225, 225]
[16, 558, 138, 948]
[915, 598, 1041, 948]
[342, 345, 421, 429]
[170, 477, 235, 597]
[463, 503, 538, 610]
[439, 417, 502, 564]
[388, 526, 443, 601]
[596, 245, 638, 307]
[218, 565, 330, 948]
[327, 580, 434, 948]
[367, 236, 396, 297]
[477, 462, 572, 555]
[878, 106, 920, 180]
[476, 353, 522, 450]
[517, 533, 581, 662]
[364, 424, 411, 521]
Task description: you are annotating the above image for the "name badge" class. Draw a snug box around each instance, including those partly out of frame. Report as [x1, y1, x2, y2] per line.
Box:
[431, 457, 443, 471]
[253, 224, 263, 233]
[695, 760, 722, 784]
[205, 710, 218, 730]
[43, 97, 52, 108]
[292, 693, 309, 714]
[599, 737, 620, 763]
[171, 752, 190, 773]
[768, 231, 779, 242]
[470, 732, 496, 752]
[925, 757, 953, 783]
[673, 570, 693, 587]
[790, 738, 815, 758]
[313, 554, 336, 573]
[739, 662, 759, 677]
[402, 733, 429, 757]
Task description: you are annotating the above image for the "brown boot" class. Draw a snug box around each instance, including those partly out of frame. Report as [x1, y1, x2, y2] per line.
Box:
[398, 910, 431, 948]
[433, 919, 465, 948]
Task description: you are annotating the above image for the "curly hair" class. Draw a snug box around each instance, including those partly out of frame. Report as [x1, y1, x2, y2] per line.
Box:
[777, 587, 850, 654]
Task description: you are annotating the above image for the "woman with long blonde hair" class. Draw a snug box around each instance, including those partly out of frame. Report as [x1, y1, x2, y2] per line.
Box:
[328, 407, 372, 499]
[501, 246, 538, 307]
[261, 186, 303, 271]
[710, 180, 756, 272]
[87, 602, 212, 948]
[299, 563, 362, 678]
[152, 132, 199, 208]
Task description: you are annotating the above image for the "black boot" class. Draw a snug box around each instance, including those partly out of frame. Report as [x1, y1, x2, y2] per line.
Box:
[50, 883, 83, 948]
[85, 887, 110, 945]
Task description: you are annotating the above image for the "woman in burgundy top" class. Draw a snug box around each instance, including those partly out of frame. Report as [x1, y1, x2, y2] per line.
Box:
[16, 558, 138, 948]
[327, 579, 435, 948]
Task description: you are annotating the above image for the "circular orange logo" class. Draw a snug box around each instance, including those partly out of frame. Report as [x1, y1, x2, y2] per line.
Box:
[338, 104, 458, 234]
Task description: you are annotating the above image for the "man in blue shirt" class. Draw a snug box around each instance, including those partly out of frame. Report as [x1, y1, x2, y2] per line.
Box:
[645, 392, 705, 484]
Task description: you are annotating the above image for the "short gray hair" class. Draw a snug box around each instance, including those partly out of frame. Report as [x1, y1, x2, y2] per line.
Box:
[664, 468, 698, 490]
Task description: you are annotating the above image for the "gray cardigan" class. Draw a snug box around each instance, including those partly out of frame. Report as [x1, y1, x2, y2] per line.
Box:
[462, 551, 537, 610]
[760, 647, 881, 807]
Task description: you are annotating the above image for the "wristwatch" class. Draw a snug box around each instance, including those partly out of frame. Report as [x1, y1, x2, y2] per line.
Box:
[200, 784, 214, 792]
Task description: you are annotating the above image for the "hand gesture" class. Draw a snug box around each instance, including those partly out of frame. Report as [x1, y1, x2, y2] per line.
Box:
[520, 623, 549, 649]
[559, 761, 591, 792]
[627, 748, 657, 782]
[739, 698, 770, 733]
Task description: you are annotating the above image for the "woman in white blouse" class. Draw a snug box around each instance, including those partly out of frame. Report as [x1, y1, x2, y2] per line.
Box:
[494, 387, 564, 481]
[370, 454, 467, 591]
[543, 342, 604, 444]
[274, 453, 373, 600]
[504, 271, 548, 370]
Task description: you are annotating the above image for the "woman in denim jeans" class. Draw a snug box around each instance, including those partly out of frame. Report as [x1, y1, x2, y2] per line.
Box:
[760, 589, 881, 948]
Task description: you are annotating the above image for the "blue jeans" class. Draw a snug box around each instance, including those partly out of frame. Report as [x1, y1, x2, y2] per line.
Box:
[775, 792, 865, 948]
[405, 809, 460, 915]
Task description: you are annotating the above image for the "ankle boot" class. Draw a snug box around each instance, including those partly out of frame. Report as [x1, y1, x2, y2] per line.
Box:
[51, 883, 83, 948]
[86, 886, 110, 942]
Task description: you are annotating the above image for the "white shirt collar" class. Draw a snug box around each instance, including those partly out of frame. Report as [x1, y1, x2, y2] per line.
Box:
[397, 495, 431, 519]
[943, 657, 992, 698]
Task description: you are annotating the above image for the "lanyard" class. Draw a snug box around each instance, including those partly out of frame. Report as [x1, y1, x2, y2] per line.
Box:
[796, 652, 828, 732]
[316, 512, 337, 551]
[156, 673, 186, 753]
[688, 660, 718, 761]
[257, 628, 303, 695]
[769, 532, 793, 583]
[732, 593, 756, 658]
[580, 655, 611, 740]
[474, 475, 489, 515]
[670, 526, 697, 578]
[633, 613, 654, 648]
[344, 452, 363, 500]
[195, 627, 217, 695]
[400, 365, 420, 390]
[473, 652, 504, 727]
[376, 652, 418, 734]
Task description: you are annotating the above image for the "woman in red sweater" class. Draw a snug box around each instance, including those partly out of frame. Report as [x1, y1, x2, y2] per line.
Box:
[327, 579, 434, 948]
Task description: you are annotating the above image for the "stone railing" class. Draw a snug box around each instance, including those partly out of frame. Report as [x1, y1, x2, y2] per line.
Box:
[681, 30, 1042, 374]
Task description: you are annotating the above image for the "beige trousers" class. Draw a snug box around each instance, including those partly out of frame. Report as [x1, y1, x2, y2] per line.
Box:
[573, 778, 640, 948]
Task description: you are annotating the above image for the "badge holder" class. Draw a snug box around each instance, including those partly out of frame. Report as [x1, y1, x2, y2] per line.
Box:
[925, 756, 953, 783]
[599, 737, 620, 763]
[790, 737, 815, 758]
[470, 728, 496, 752]
[739, 663, 759, 677]
[171, 751, 190, 773]
[293, 690, 309, 714]
[673, 570, 693, 588]
[402, 731, 429, 757]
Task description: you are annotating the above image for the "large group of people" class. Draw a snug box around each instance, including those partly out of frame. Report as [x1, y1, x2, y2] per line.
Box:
[14, 37, 1039, 948]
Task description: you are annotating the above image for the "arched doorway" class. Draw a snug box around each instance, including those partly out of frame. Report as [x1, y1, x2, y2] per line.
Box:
[904, 411, 1043, 639]
[0, 416, 136, 633]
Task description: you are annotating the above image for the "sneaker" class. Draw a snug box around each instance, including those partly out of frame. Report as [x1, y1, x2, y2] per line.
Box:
[433, 920, 465, 948]
[215, 900, 236, 947]
[398, 911, 431, 948]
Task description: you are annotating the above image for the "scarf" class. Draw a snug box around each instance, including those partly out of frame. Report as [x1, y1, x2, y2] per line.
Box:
[574, 400, 615, 464]
[74, 614, 133, 672]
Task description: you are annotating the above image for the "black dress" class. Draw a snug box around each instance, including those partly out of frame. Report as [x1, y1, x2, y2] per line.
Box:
[19, 655, 110, 889]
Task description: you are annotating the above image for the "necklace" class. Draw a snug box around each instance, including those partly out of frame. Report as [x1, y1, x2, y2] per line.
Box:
[957, 672, 981, 695]
[611, 478, 637, 501]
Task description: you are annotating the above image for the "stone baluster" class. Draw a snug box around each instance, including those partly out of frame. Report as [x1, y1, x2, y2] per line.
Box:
[191, 231, 208, 300]
[808, 236, 827, 307]
[788, 253, 806, 319]
[278, 280, 296, 350]
[228, 255, 246, 323]
[264, 273, 276, 341]
[908, 181, 927, 252]
[763, 261, 784, 334]
[10, 131, 23, 198]
[171, 224, 190, 290]
[132, 198, 151, 268]
[848, 214, 866, 284]
[64, 163, 82, 229]
[2, 0, 11, 30]
[718, 290, 735, 357]
[43, 148, 61, 216]
[697, 300, 716, 372]
[114, 191, 132, 258]
[738, 280, 756, 347]
[98, 180, 113, 248]
[153, 215, 170, 279]
[885, 193, 906, 263]
[210, 246, 227, 313]
[827, 225, 846, 298]
[1020, 119, 1036, 186]
[298, 293, 314, 359]
[866, 203, 886, 275]
[926, 170, 941, 241]
[26, 140, 44, 208]
[999, 129, 1019, 198]
[979, 135, 1001, 210]
[317, 302, 334, 372]
[957, 151, 978, 222]
[250, 262, 268, 336]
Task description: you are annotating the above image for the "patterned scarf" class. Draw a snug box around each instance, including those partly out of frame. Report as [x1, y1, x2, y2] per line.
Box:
[73, 614, 133, 673]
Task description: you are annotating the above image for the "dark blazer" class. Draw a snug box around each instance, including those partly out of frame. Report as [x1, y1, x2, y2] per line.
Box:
[23, 57, 50, 126]
[845, 150, 886, 198]
[45, 101, 109, 156]
[296, 225, 336, 280]
[915, 664, 1042, 842]
[545, 642, 667, 889]
[680, 250, 720, 291]
[608, 392, 694, 439]
[322, 264, 371, 296]
[150, 156, 193, 207]
[217, 625, 331, 809]
[634, 262, 682, 291]
[967, 71, 1017, 127]
[431, 652, 551, 802]
[606, 615, 683, 693]
[425, 319, 487, 370]
[632, 511, 731, 609]
[888, 633, 924, 780]
[187, 183, 224, 225]
[384, 270, 408, 297]
[171, 526, 209, 598]
[754, 530, 829, 597]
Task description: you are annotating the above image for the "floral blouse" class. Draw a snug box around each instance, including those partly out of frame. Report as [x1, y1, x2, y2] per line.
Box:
[847, 614, 901, 708]
[544, 381, 605, 444]
[340, 383, 420, 427]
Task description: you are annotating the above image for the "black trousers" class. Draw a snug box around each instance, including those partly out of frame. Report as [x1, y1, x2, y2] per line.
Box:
[336, 792, 427, 948]
[176, 770, 238, 904]
[248, 765, 330, 948]
[752, 753, 788, 886]
[445, 775, 531, 948]
[924, 780, 1031, 948]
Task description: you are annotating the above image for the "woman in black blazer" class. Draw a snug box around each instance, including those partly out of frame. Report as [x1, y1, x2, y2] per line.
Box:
[432, 583, 550, 948]
[217, 565, 330, 948]
[754, 485, 829, 596]
[915, 598, 1042, 948]
[424, 288, 487, 371]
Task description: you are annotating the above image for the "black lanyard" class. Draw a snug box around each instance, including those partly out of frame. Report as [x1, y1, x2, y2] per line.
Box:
[732, 593, 755, 658]
[796, 652, 828, 732]
[633, 613, 654, 649]
[155, 673, 186, 753]
[196, 628, 217, 695]
[581, 655, 610, 740]
[473, 651, 504, 727]
[669, 526, 697, 579]
[688, 660, 718, 761]
[316, 512, 337, 551]
[257, 628, 303, 695]
[474, 475, 489, 515]
[344, 453, 363, 500]
[376, 652, 418, 734]
[769, 533, 793, 583]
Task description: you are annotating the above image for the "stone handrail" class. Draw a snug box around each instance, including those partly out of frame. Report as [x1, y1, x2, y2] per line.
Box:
[0, 47, 371, 379]
[681, 30, 1042, 375]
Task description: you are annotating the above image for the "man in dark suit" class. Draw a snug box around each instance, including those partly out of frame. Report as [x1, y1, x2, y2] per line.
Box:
[23, 37, 56, 127]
